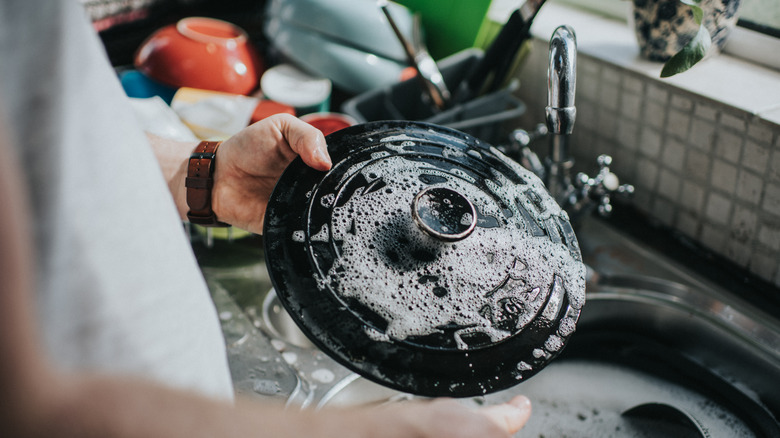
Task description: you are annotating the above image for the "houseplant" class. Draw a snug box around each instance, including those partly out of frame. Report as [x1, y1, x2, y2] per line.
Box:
[632, 0, 743, 77]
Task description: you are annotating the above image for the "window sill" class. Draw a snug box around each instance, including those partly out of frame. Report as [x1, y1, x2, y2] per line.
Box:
[495, 2, 780, 126]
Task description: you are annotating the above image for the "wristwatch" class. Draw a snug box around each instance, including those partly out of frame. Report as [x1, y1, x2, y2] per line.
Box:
[186, 140, 229, 227]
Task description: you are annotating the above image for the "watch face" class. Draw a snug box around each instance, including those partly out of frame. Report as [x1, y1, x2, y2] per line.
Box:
[264, 121, 586, 397]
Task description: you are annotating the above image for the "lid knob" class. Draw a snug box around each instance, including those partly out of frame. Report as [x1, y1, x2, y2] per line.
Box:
[411, 187, 477, 241]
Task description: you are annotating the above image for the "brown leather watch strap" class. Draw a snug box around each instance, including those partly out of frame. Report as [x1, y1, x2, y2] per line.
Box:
[186, 140, 229, 227]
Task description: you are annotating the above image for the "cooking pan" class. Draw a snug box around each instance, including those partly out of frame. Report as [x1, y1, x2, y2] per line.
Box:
[263, 121, 586, 397]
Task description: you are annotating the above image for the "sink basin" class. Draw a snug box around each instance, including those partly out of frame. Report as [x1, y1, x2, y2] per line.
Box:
[303, 280, 780, 436]
[262, 289, 316, 349]
[318, 374, 414, 408]
[247, 262, 780, 436]
[196, 215, 780, 435]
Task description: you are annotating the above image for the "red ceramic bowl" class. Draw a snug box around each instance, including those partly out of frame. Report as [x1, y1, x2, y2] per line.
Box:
[135, 17, 263, 95]
[300, 112, 358, 136]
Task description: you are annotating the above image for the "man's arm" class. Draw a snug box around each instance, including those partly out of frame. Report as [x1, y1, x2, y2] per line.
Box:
[0, 118, 530, 438]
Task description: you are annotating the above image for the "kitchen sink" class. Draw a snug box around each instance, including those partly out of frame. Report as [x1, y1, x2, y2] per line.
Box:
[194, 213, 780, 437]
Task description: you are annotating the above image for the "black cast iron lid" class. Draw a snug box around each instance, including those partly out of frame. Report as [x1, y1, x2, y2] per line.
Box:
[264, 121, 586, 397]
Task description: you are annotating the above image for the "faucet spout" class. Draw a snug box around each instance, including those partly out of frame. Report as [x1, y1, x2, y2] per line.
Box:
[546, 25, 577, 136]
[545, 25, 577, 201]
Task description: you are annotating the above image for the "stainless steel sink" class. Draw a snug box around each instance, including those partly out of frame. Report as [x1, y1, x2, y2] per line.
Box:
[195, 214, 780, 435]
[262, 289, 316, 350]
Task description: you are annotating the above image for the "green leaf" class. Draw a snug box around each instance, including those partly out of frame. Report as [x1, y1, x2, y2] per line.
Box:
[660, 15, 712, 77]
[679, 0, 704, 23]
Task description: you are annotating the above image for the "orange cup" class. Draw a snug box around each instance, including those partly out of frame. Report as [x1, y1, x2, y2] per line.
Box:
[300, 112, 358, 136]
[135, 17, 263, 95]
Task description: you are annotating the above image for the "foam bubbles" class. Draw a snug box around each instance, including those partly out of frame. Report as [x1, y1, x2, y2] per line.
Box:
[558, 317, 576, 336]
[319, 153, 586, 350]
[544, 334, 564, 352]
[282, 351, 297, 364]
[310, 225, 329, 242]
[380, 134, 418, 143]
[311, 369, 335, 383]
[320, 193, 335, 208]
[253, 379, 281, 395]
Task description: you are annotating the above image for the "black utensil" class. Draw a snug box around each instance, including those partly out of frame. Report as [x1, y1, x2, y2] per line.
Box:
[380, 1, 451, 110]
[454, 0, 547, 101]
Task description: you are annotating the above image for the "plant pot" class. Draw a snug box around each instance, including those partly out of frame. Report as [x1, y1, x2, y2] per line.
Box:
[632, 0, 742, 62]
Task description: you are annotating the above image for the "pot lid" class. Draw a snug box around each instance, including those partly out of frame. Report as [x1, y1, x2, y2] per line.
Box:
[264, 121, 586, 397]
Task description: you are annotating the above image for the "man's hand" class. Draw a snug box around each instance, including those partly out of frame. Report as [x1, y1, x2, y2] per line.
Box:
[356, 395, 532, 438]
[212, 113, 332, 234]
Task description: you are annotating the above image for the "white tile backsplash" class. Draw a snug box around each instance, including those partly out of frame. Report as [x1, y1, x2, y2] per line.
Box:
[639, 127, 663, 158]
[677, 211, 700, 237]
[736, 170, 763, 205]
[743, 140, 770, 175]
[715, 129, 743, 163]
[599, 82, 620, 111]
[690, 117, 717, 151]
[646, 83, 669, 104]
[685, 149, 712, 183]
[731, 206, 758, 242]
[666, 108, 691, 140]
[770, 150, 780, 182]
[670, 95, 693, 111]
[701, 223, 728, 252]
[652, 197, 676, 226]
[644, 100, 666, 130]
[726, 240, 752, 266]
[694, 104, 719, 121]
[758, 224, 780, 252]
[658, 169, 681, 202]
[680, 181, 706, 214]
[751, 250, 778, 280]
[721, 112, 747, 132]
[748, 122, 774, 144]
[636, 157, 659, 190]
[711, 160, 738, 194]
[764, 184, 780, 217]
[705, 193, 733, 226]
[514, 36, 780, 287]
[620, 92, 642, 120]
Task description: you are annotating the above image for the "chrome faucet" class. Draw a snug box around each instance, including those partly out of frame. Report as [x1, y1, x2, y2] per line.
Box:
[545, 25, 577, 204]
[503, 25, 633, 222]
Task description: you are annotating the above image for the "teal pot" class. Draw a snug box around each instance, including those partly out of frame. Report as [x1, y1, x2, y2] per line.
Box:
[632, 0, 742, 61]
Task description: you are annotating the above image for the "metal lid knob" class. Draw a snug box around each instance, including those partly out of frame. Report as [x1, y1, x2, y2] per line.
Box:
[412, 187, 477, 241]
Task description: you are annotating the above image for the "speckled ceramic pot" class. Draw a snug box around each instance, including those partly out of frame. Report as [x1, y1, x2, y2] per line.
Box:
[632, 0, 742, 61]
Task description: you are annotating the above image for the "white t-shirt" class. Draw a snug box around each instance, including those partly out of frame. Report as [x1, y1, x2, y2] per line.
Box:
[0, 1, 233, 401]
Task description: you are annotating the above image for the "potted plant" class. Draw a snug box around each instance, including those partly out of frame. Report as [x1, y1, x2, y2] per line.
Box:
[632, 0, 743, 77]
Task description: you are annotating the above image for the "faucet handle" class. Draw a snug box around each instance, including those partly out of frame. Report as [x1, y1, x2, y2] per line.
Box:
[575, 154, 634, 217]
[503, 124, 549, 180]
[510, 123, 549, 149]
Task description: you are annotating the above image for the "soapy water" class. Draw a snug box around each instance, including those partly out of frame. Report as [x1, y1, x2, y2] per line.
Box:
[253, 379, 282, 396]
[474, 360, 756, 438]
[311, 368, 336, 384]
[313, 154, 585, 350]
